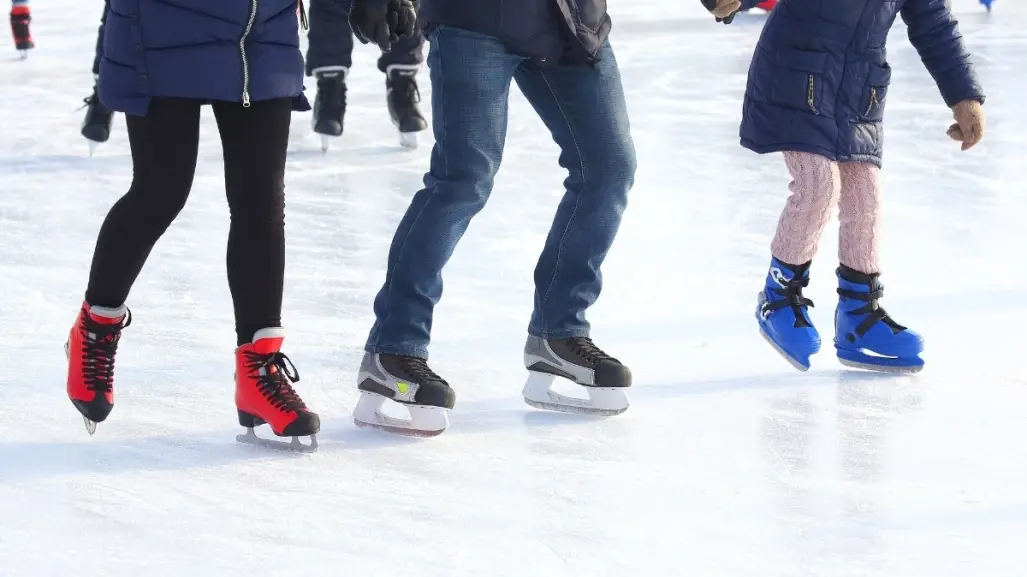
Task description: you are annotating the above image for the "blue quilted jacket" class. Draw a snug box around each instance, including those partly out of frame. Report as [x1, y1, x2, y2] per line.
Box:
[99, 0, 308, 115]
[739, 0, 985, 167]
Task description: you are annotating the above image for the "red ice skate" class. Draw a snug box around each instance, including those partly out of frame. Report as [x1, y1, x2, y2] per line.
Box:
[756, 0, 777, 10]
[235, 328, 320, 452]
[66, 301, 131, 434]
[9, 4, 33, 54]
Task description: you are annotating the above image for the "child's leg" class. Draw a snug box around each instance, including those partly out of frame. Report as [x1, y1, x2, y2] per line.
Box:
[771, 152, 842, 265]
[836, 162, 882, 274]
[85, 98, 202, 308]
[210, 98, 293, 345]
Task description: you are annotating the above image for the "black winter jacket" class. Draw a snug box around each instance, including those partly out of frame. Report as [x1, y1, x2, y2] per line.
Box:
[418, 0, 612, 64]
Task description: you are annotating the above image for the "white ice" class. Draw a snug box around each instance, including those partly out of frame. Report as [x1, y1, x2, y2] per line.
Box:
[2, 0, 1026, 575]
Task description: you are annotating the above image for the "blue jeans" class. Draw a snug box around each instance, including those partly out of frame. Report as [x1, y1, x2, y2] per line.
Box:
[365, 25, 636, 358]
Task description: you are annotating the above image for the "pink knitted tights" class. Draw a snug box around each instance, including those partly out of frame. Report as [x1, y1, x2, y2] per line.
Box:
[770, 151, 881, 274]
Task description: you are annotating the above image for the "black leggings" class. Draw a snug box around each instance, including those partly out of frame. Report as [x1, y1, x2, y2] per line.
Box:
[84, 97, 293, 345]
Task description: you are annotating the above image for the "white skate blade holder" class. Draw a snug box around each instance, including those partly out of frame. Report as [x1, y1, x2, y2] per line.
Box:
[522, 372, 629, 416]
[353, 391, 449, 437]
[236, 428, 318, 453]
[399, 131, 418, 149]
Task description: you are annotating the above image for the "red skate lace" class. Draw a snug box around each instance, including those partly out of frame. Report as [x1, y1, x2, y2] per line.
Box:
[80, 309, 131, 393]
[243, 351, 307, 411]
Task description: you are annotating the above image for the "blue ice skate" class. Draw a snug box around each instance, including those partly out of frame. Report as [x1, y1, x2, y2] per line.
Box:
[980, 0, 993, 11]
[834, 265, 924, 373]
[756, 258, 821, 371]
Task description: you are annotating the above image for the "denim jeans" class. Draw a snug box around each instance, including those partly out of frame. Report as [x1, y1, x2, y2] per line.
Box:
[365, 25, 636, 358]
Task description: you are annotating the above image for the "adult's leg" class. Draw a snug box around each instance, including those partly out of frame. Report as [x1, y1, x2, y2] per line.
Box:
[837, 162, 882, 274]
[305, 0, 353, 75]
[512, 42, 637, 339]
[771, 152, 842, 267]
[85, 98, 202, 307]
[210, 98, 293, 345]
[365, 25, 523, 358]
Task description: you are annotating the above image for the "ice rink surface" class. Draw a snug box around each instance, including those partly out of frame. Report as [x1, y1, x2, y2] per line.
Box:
[1, 1, 1025, 575]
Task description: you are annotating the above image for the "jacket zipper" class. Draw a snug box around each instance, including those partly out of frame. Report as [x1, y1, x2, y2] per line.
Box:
[239, 0, 259, 107]
[806, 74, 819, 115]
[864, 87, 879, 117]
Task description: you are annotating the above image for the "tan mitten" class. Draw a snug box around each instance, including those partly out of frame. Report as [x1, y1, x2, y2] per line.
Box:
[946, 100, 986, 151]
[710, 0, 741, 18]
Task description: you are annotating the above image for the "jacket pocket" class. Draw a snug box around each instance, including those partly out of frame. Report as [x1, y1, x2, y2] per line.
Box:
[769, 49, 829, 116]
[860, 64, 891, 122]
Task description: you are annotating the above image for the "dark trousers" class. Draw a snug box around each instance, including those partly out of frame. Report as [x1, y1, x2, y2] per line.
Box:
[91, 0, 109, 76]
[84, 98, 293, 345]
[364, 26, 636, 358]
[304, 0, 424, 75]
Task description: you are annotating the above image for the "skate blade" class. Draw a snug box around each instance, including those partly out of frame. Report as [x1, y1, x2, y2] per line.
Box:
[319, 135, 332, 153]
[236, 428, 318, 452]
[522, 373, 629, 416]
[83, 416, 97, 435]
[838, 357, 923, 374]
[758, 328, 812, 372]
[352, 391, 449, 437]
[87, 141, 98, 157]
[399, 131, 418, 149]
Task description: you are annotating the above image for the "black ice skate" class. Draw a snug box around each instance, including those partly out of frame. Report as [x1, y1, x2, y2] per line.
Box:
[522, 336, 631, 416]
[311, 66, 347, 153]
[385, 64, 427, 149]
[354, 353, 456, 436]
[81, 81, 114, 155]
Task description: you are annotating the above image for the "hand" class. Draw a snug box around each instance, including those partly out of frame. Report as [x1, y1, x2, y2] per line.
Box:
[701, 0, 742, 21]
[350, 0, 417, 52]
[946, 99, 985, 151]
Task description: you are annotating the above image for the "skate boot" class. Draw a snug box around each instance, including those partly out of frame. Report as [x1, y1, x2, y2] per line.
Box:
[522, 336, 631, 416]
[66, 301, 131, 435]
[311, 67, 347, 152]
[354, 353, 455, 437]
[756, 0, 777, 10]
[9, 2, 32, 56]
[385, 64, 427, 149]
[81, 81, 114, 151]
[834, 265, 924, 373]
[756, 257, 821, 371]
[235, 328, 320, 452]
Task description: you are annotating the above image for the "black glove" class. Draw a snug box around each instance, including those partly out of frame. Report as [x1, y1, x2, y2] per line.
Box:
[350, 0, 417, 53]
[700, 0, 738, 23]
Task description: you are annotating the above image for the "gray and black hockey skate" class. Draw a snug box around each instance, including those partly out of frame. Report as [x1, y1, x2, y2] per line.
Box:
[354, 353, 456, 436]
[385, 64, 427, 149]
[311, 66, 347, 153]
[522, 336, 631, 416]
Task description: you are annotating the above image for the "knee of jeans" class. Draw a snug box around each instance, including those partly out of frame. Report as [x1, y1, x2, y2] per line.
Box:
[589, 138, 637, 189]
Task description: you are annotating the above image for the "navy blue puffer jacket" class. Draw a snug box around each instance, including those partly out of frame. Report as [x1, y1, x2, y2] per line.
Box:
[99, 0, 307, 115]
[739, 0, 985, 167]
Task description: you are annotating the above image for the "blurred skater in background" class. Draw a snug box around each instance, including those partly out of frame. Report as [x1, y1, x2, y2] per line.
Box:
[306, 0, 427, 150]
[704, 0, 985, 374]
[9, 0, 32, 56]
